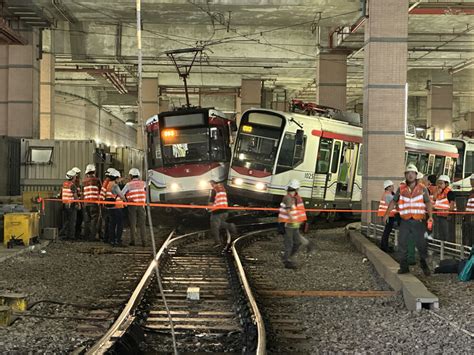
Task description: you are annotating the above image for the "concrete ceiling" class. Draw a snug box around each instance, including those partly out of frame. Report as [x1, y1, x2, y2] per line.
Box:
[3, 0, 474, 109]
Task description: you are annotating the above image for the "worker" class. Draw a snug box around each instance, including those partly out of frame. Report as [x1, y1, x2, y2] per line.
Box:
[462, 174, 474, 246]
[105, 169, 126, 246]
[122, 168, 147, 247]
[377, 180, 397, 252]
[62, 170, 79, 240]
[72, 167, 83, 239]
[209, 179, 237, 246]
[433, 175, 456, 242]
[99, 168, 113, 242]
[83, 164, 101, 241]
[278, 179, 310, 269]
[384, 164, 433, 276]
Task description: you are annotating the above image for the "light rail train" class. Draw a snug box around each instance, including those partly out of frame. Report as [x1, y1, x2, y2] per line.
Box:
[146, 107, 236, 204]
[444, 138, 473, 192]
[227, 107, 459, 209]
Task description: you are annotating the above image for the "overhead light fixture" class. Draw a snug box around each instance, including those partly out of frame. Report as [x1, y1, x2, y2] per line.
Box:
[449, 59, 474, 75]
[125, 119, 137, 126]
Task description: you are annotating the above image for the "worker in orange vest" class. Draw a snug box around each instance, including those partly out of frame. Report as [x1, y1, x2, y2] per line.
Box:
[433, 175, 456, 242]
[122, 168, 147, 247]
[278, 179, 312, 269]
[105, 169, 126, 246]
[384, 164, 433, 275]
[377, 180, 397, 252]
[83, 164, 102, 241]
[99, 168, 114, 242]
[71, 167, 83, 239]
[62, 169, 79, 240]
[209, 180, 237, 246]
[463, 174, 474, 246]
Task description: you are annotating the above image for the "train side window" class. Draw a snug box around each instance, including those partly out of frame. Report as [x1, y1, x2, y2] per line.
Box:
[466, 151, 474, 177]
[276, 133, 307, 173]
[419, 153, 429, 174]
[427, 155, 435, 174]
[293, 136, 306, 167]
[406, 152, 419, 167]
[331, 141, 341, 174]
[433, 155, 445, 176]
[210, 126, 226, 161]
[357, 147, 363, 176]
[444, 157, 451, 176]
[315, 138, 332, 174]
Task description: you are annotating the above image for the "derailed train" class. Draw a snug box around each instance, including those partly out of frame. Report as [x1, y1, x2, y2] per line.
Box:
[146, 105, 472, 209]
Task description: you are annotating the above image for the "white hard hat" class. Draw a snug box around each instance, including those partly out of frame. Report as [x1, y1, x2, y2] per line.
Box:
[470, 174, 474, 180]
[72, 167, 81, 174]
[110, 169, 121, 178]
[66, 170, 76, 179]
[287, 179, 300, 190]
[383, 180, 394, 189]
[129, 168, 140, 177]
[105, 168, 114, 176]
[405, 164, 418, 174]
[438, 174, 450, 184]
[417, 172, 424, 180]
[85, 164, 96, 174]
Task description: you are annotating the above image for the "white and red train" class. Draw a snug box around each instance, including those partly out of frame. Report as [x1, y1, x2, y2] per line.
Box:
[227, 108, 459, 209]
[146, 107, 235, 204]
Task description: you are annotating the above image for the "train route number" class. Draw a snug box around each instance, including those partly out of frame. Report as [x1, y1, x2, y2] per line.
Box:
[304, 172, 314, 180]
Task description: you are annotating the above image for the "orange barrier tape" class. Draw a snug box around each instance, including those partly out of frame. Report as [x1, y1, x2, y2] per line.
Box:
[43, 198, 474, 215]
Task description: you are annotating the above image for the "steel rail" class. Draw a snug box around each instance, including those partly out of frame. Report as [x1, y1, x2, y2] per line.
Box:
[231, 228, 275, 355]
[86, 227, 254, 354]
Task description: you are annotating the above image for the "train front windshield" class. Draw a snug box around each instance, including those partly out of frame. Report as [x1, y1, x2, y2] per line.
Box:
[233, 112, 284, 173]
[161, 127, 210, 164]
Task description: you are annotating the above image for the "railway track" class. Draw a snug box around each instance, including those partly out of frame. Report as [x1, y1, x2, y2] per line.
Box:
[83, 226, 266, 354]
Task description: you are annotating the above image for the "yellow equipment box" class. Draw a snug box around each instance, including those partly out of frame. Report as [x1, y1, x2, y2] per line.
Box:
[3, 212, 40, 247]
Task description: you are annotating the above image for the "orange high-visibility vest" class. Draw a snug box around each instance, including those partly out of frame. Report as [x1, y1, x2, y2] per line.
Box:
[62, 180, 75, 203]
[428, 185, 437, 204]
[466, 192, 474, 212]
[377, 191, 396, 217]
[100, 177, 111, 201]
[125, 179, 146, 204]
[278, 194, 307, 223]
[212, 184, 228, 210]
[434, 186, 453, 217]
[83, 176, 101, 202]
[105, 181, 124, 209]
[398, 182, 427, 221]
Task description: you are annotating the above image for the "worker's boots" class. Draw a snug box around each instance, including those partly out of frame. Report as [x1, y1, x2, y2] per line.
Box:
[420, 259, 431, 276]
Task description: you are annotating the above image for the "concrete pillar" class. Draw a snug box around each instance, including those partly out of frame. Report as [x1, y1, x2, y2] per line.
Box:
[362, 0, 408, 223]
[240, 79, 262, 112]
[0, 29, 40, 138]
[159, 97, 169, 113]
[140, 78, 159, 149]
[427, 72, 453, 140]
[315, 52, 347, 110]
[40, 53, 55, 139]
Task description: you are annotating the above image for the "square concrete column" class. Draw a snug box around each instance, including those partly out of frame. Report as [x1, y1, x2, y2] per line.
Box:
[0, 29, 40, 138]
[240, 79, 262, 113]
[40, 53, 55, 139]
[362, 0, 408, 223]
[315, 53, 347, 110]
[427, 72, 453, 140]
[140, 78, 159, 149]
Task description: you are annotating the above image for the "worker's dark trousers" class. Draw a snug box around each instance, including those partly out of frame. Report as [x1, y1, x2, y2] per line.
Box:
[128, 205, 146, 246]
[210, 213, 237, 244]
[283, 226, 309, 263]
[108, 208, 124, 245]
[64, 206, 77, 240]
[84, 205, 100, 241]
[434, 215, 451, 242]
[75, 208, 83, 239]
[398, 219, 428, 269]
[462, 217, 473, 246]
[381, 217, 395, 252]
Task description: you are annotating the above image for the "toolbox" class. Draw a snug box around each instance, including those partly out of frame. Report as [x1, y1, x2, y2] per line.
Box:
[3, 212, 40, 247]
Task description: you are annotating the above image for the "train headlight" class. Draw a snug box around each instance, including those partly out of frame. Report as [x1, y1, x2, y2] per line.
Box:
[170, 183, 179, 192]
[199, 180, 209, 189]
[255, 182, 266, 191]
[233, 178, 244, 186]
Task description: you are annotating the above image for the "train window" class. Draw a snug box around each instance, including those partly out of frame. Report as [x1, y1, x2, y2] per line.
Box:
[276, 133, 306, 173]
[357, 148, 363, 176]
[427, 155, 435, 174]
[161, 127, 210, 165]
[406, 152, 419, 167]
[210, 126, 226, 161]
[419, 154, 429, 174]
[444, 157, 451, 176]
[331, 141, 341, 174]
[466, 151, 474, 177]
[315, 138, 332, 174]
[433, 156, 445, 176]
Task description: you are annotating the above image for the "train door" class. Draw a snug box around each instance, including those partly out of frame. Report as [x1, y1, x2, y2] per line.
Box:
[324, 139, 342, 201]
[335, 141, 358, 199]
[311, 137, 332, 200]
[352, 145, 362, 202]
